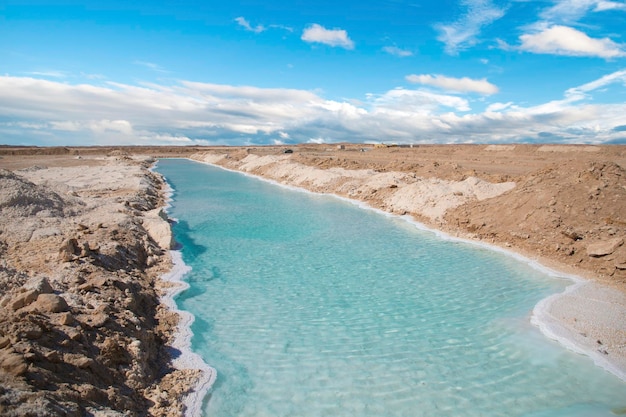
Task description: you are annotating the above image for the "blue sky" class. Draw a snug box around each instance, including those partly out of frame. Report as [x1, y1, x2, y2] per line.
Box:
[1, 0, 625, 146]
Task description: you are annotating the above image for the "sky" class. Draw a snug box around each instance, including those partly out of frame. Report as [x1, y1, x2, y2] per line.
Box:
[1, 0, 625, 146]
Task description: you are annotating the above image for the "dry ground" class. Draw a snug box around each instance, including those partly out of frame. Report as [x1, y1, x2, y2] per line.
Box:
[2, 143, 625, 289]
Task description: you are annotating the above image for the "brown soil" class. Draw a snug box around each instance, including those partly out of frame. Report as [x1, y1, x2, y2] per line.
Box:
[191, 143, 626, 290]
[0, 152, 200, 416]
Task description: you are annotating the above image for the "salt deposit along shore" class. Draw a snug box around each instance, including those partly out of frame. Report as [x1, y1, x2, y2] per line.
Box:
[0, 143, 625, 415]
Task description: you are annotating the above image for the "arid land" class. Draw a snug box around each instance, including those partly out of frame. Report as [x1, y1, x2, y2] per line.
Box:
[0, 143, 625, 414]
[0, 150, 201, 416]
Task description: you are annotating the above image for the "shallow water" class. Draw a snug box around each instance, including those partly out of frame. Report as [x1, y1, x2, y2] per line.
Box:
[156, 159, 626, 417]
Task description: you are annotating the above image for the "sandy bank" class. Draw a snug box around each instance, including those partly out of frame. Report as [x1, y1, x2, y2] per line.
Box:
[0, 153, 204, 416]
[189, 146, 626, 382]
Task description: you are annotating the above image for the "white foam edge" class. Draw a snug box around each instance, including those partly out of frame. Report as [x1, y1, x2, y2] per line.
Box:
[151, 160, 217, 416]
[184, 157, 626, 382]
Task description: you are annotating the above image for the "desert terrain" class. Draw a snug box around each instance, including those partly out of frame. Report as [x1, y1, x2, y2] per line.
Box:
[0, 150, 201, 416]
[0, 143, 625, 414]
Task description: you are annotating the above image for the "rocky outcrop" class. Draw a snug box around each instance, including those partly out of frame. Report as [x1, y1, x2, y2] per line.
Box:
[0, 157, 199, 417]
[142, 209, 174, 250]
[587, 238, 624, 258]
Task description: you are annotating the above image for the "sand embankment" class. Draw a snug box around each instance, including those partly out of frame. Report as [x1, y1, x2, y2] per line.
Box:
[190, 145, 626, 381]
[0, 153, 203, 416]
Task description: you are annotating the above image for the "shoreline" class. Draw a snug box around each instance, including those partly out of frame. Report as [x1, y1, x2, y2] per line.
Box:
[532, 280, 626, 382]
[186, 151, 626, 383]
[158, 250, 217, 415]
[155, 170, 217, 416]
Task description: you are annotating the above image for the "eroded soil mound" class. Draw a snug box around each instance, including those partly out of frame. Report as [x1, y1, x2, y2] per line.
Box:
[0, 159, 197, 416]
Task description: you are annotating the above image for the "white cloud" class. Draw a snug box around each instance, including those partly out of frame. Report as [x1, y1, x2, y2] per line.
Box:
[51, 119, 133, 135]
[594, 0, 626, 11]
[301, 24, 354, 49]
[235, 16, 265, 33]
[406, 74, 499, 95]
[382, 46, 413, 57]
[539, 0, 626, 24]
[373, 88, 472, 112]
[519, 25, 625, 58]
[435, 0, 506, 54]
[50, 121, 82, 131]
[133, 61, 169, 73]
[1, 72, 625, 146]
[486, 102, 513, 112]
[564, 69, 626, 100]
[26, 70, 67, 78]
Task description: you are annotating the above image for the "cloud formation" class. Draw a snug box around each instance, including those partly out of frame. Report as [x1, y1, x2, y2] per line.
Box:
[382, 46, 413, 57]
[235, 17, 266, 33]
[301, 24, 355, 49]
[435, 0, 505, 54]
[539, 0, 626, 24]
[406, 74, 499, 95]
[519, 25, 625, 58]
[133, 61, 169, 73]
[0, 71, 625, 146]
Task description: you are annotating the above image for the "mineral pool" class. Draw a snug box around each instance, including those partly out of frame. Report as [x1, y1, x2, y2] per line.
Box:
[155, 158, 626, 417]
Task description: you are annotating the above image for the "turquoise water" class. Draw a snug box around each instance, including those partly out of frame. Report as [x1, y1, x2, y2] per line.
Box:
[156, 159, 626, 417]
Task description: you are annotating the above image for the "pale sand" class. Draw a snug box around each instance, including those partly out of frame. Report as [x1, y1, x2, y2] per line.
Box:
[0, 153, 209, 415]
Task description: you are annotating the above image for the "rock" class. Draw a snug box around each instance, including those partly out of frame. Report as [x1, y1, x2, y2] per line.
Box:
[78, 276, 108, 292]
[56, 311, 75, 325]
[561, 228, 583, 241]
[80, 241, 95, 257]
[100, 336, 132, 366]
[77, 310, 109, 328]
[59, 238, 80, 262]
[142, 210, 173, 250]
[44, 350, 62, 363]
[72, 356, 94, 369]
[31, 293, 69, 313]
[586, 238, 624, 257]
[0, 351, 28, 376]
[24, 276, 54, 294]
[64, 353, 90, 368]
[9, 288, 40, 311]
[23, 325, 43, 340]
[0, 336, 10, 349]
[65, 327, 82, 341]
